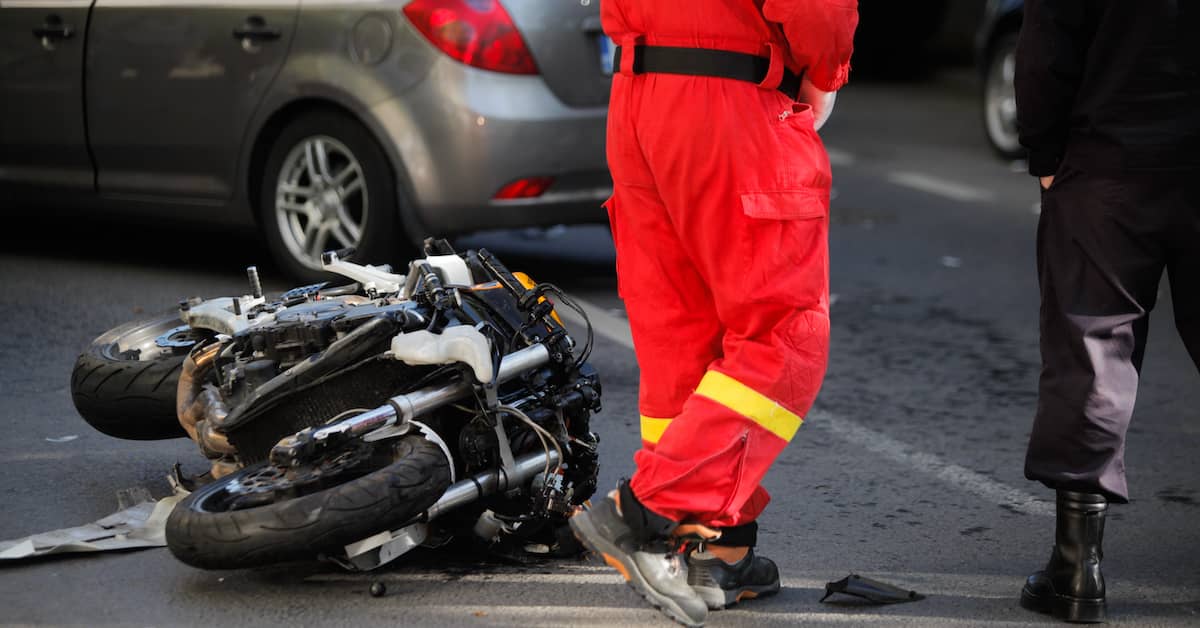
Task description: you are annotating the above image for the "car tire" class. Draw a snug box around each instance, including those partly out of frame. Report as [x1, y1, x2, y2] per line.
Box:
[258, 110, 409, 284]
[982, 32, 1025, 160]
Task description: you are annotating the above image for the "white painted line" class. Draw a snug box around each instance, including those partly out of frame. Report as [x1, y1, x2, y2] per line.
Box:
[826, 147, 857, 167]
[807, 410, 1053, 516]
[309, 570, 1200, 604]
[556, 296, 634, 351]
[558, 294, 1052, 516]
[887, 171, 995, 203]
[413, 606, 1042, 626]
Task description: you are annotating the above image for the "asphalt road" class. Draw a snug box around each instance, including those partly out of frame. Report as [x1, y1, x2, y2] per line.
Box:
[2, 68, 1198, 627]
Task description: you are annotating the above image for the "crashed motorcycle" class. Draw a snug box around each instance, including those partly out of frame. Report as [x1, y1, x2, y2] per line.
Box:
[69, 239, 601, 571]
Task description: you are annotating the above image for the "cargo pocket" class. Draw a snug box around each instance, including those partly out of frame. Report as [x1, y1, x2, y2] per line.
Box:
[737, 188, 830, 308]
[738, 102, 832, 220]
[739, 189, 828, 221]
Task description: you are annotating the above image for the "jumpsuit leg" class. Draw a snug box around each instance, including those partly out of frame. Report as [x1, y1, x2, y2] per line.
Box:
[620, 75, 832, 527]
[1025, 164, 1173, 503]
[605, 73, 772, 539]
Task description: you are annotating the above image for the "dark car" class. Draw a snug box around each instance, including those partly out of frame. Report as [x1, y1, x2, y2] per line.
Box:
[975, 0, 1025, 159]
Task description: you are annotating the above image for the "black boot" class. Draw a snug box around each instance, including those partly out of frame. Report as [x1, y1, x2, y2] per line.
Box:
[1020, 490, 1108, 623]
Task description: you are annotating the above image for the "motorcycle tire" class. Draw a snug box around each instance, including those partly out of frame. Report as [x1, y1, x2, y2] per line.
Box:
[70, 312, 208, 440]
[165, 434, 452, 570]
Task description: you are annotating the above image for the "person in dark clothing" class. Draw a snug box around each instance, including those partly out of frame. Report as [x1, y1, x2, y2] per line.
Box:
[1014, 0, 1200, 623]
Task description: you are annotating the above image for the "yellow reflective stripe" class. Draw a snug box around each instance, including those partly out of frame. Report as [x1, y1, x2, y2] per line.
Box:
[640, 415, 673, 444]
[694, 371, 803, 441]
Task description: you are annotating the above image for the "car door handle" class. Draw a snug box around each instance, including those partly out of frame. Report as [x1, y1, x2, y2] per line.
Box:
[233, 16, 281, 41]
[33, 16, 74, 40]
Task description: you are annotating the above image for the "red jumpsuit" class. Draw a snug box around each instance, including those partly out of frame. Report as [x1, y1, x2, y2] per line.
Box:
[601, 0, 858, 528]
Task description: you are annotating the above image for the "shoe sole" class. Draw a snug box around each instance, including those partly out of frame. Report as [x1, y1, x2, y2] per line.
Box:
[693, 580, 782, 610]
[1021, 584, 1106, 623]
[569, 513, 706, 628]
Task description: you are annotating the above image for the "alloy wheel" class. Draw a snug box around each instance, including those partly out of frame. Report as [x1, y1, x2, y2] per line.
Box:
[274, 135, 369, 271]
[984, 38, 1022, 158]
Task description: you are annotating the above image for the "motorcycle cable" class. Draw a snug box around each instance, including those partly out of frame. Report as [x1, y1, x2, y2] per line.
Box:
[529, 282, 594, 370]
[455, 400, 562, 482]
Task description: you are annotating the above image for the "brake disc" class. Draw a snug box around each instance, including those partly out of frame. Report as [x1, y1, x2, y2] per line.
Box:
[223, 442, 374, 511]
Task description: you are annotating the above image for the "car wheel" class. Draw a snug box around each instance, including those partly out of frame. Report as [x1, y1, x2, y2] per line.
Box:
[259, 110, 407, 283]
[982, 32, 1024, 160]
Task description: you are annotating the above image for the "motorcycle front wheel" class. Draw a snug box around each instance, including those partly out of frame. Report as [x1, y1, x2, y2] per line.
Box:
[70, 311, 209, 440]
[165, 434, 452, 570]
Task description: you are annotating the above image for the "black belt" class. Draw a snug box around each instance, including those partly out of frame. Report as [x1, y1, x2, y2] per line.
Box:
[613, 45, 802, 100]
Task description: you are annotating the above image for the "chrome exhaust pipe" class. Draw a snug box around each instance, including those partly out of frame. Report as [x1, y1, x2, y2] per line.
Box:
[426, 449, 560, 520]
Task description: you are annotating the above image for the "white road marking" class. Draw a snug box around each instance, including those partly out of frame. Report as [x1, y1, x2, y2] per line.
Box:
[558, 294, 1053, 516]
[826, 147, 857, 167]
[887, 171, 995, 203]
[558, 297, 634, 351]
[378, 604, 1043, 627]
[806, 410, 1053, 516]
[309, 569, 1200, 605]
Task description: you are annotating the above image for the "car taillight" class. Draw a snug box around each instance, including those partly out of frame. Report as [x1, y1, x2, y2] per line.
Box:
[493, 176, 554, 199]
[403, 0, 538, 75]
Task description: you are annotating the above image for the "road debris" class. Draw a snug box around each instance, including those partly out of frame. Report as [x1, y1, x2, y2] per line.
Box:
[0, 488, 185, 561]
[821, 574, 925, 605]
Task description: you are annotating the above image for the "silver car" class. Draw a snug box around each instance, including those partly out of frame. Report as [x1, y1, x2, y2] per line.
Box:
[0, 0, 614, 281]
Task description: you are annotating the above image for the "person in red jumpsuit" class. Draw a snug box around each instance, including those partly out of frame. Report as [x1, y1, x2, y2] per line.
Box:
[569, 2, 858, 626]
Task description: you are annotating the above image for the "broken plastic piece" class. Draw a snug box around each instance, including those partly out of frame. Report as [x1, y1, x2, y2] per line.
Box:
[820, 574, 925, 605]
[0, 491, 185, 561]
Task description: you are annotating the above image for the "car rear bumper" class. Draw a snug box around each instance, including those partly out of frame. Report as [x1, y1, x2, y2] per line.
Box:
[370, 58, 611, 237]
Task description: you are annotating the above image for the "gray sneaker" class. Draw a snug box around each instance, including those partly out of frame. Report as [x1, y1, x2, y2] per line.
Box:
[569, 495, 708, 627]
[687, 548, 781, 610]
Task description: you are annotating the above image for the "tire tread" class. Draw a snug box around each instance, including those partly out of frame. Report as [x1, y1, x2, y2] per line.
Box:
[165, 436, 452, 570]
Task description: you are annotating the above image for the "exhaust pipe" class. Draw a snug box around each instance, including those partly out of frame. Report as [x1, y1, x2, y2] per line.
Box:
[342, 447, 559, 570]
[426, 448, 560, 520]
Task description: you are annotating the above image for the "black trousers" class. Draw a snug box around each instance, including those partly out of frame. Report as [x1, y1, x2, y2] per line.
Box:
[1026, 161, 1200, 503]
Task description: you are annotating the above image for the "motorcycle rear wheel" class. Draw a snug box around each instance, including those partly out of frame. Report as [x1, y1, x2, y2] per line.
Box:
[165, 434, 452, 570]
[70, 312, 209, 440]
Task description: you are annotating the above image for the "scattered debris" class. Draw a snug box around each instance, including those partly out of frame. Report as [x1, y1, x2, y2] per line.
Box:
[0, 489, 185, 561]
[821, 574, 925, 605]
[44, 435, 78, 443]
[369, 582, 387, 597]
[940, 255, 963, 269]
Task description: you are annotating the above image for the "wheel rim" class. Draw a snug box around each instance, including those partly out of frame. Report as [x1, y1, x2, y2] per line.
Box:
[984, 43, 1021, 155]
[191, 445, 376, 513]
[274, 135, 369, 271]
[98, 316, 205, 362]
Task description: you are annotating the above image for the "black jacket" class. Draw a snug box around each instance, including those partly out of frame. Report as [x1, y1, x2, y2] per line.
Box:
[1015, 0, 1200, 176]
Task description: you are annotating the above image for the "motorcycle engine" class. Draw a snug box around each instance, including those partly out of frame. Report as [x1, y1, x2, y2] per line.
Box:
[211, 296, 429, 461]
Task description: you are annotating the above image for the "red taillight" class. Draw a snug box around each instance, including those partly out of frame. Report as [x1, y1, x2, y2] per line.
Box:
[403, 0, 538, 75]
[494, 176, 554, 199]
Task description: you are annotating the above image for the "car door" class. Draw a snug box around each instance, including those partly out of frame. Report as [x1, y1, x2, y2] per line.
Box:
[85, 0, 297, 201]
[0, 1, 96, 192]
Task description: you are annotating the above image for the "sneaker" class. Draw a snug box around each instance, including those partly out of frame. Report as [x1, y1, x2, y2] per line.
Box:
[687, 548, 781, 610]
[569, 494, 709, 627]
